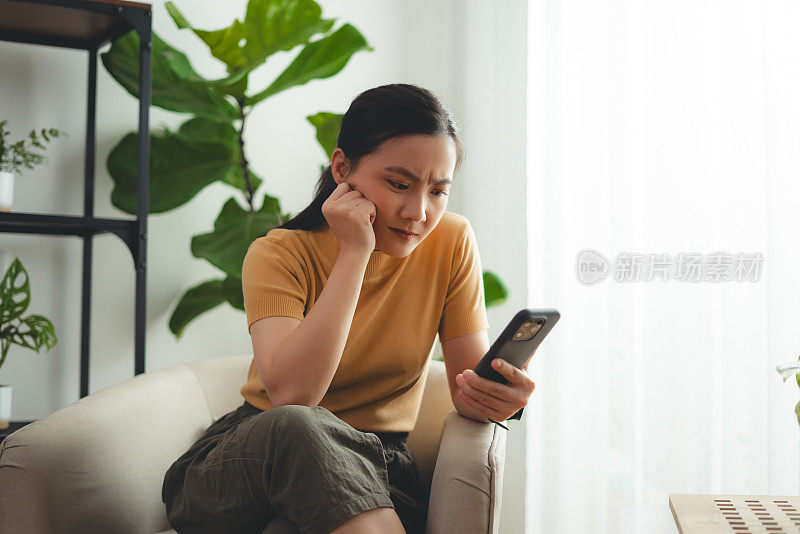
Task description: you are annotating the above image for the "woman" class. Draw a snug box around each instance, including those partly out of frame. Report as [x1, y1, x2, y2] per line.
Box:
[161, 84, 534, 534]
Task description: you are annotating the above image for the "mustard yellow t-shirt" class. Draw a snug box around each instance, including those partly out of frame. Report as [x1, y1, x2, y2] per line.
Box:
[240, 211, 489, 432]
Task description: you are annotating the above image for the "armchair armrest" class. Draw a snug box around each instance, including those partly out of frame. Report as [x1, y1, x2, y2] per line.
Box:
[426, 410, 508, 534]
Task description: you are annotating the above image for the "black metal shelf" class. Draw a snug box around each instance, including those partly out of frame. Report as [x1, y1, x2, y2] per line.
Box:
[0, 0, 152, 401]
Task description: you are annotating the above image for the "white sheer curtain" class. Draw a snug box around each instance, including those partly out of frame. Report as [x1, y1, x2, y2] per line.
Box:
[526, 1, 800, 532]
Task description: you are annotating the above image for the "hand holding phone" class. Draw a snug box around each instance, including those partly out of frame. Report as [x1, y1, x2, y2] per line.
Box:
[473, 308, 560, 383]
[460, 309, 558, 429]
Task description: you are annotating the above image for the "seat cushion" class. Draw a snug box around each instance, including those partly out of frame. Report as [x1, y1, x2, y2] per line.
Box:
[0, 356, 248, 533]
[0, 355, 459, 533]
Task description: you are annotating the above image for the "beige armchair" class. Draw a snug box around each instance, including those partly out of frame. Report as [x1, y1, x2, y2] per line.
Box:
[0, 354, 507, 533]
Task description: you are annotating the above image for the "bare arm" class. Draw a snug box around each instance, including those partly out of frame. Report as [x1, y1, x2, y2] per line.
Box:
[268, 250, 370, 407]
[441, 330, 492, 423]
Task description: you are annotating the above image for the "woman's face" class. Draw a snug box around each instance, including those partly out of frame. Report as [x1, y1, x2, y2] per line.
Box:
[330, 133, 457, 257]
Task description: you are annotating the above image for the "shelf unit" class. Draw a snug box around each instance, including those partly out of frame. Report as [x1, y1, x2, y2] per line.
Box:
[0, 0, 152, 409]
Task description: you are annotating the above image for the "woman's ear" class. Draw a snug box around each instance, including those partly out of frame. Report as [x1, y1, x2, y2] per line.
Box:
[331, 148, 350, 185]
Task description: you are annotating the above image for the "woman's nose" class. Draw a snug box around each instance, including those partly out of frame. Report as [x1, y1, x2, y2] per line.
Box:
[401, 196, 426, 222]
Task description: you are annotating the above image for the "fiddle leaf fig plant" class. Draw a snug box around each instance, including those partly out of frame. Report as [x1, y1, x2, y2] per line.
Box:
[0, 258, 57, 371]
[101, 0, 371, 338]
[101, 0, 508, 340]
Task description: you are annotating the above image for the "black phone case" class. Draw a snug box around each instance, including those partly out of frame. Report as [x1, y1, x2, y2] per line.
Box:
[473, 308, 560, 384]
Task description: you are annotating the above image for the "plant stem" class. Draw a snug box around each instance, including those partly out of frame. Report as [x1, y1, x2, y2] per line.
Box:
[0, 339, 8, 371]
[237, 99, 255, 213]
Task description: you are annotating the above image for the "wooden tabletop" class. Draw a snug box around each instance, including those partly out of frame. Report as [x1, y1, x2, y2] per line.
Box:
[670, 494, 800, 533]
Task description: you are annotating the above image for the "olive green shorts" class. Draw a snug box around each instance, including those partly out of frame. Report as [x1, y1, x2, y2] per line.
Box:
[162, 401, 428, 533]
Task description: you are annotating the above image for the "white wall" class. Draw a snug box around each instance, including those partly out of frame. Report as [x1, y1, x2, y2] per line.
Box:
[0, 1, 528, 531]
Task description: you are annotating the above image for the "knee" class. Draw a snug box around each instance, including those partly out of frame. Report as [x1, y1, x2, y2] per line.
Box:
[253, 404, 327, 438]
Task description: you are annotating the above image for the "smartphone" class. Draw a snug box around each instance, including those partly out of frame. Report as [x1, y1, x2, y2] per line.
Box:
[473, 308, 560, 384]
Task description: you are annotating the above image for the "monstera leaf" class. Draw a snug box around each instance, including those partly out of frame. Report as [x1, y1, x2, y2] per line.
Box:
[0, 258, 57, 370]
[0, 257, 29, 325]
[3, 315, 57, 352]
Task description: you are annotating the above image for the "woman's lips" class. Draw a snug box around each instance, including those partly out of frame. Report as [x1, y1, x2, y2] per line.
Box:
[390, 227, 416, 239]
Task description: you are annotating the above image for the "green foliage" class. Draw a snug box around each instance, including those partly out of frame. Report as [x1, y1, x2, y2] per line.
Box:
[483, 271, 508, 308]
[307, 112, 343, 158]
[0, 258, 57, 371]
[0, 120, 68, 175]
[775, 356, 800, 428]
[101, 0, 509, 340]
[102, 0, 371, 337]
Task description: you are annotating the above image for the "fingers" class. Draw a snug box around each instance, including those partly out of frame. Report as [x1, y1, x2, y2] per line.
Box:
[458, 391, 507, 420]
[457, 382, 516, 420]
[327, 181, 352, 202]
[490, 358, 535, 390]
[325, 185, 365, 210]
[326, 181, 375, 224]
[457, 369, 514, 401]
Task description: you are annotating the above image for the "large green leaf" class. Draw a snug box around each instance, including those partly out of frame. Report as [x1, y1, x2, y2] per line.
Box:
[190, 195, 285, 278]
[222, 166, 264, 197]
[177, 116, 237, 146]
[307, 112, 342, 158]
[483, 270, 508, 308]
[101, 31, 238, 122]
[247, 23, 372, 106]
[0, 257, 29, 324]
[223, 275, 245, 311]
[796, 354, 800, 389]
[166, 0, 335, 94]
[220, 73, 250, 99]
[166, 2, 249, 68]
[242, 0, 335, 64]
[177, 117, 264, 194]
[167, 274, 245, 339]
[796, 399, 800, 428]
[107, 122, 237, 214]
[168, 279, 227, 338]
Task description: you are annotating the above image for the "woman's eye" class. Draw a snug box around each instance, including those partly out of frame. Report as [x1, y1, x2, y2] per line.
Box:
[387, 180, 448, 197]
[387, 180, 408, 191]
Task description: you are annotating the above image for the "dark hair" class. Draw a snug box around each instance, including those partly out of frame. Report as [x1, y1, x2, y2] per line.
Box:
[272, 83, 465, 233]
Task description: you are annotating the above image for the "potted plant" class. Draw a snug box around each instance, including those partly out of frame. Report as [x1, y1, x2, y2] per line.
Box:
[0, 120, 67, 212]
[0, 257, 57, 429]
[776, 357, 800, 427]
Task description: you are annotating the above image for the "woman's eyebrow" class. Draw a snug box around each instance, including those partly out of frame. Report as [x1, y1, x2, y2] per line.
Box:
[383, 166, 452, 185]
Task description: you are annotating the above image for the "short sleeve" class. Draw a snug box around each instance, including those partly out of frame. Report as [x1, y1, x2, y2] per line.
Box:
[438, 218, 490, 342]
[242, 235, 308, 332]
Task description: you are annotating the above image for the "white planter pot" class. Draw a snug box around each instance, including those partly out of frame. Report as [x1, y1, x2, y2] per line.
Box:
[0, 384, 11, 430]
[0, 171, 14, 212]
